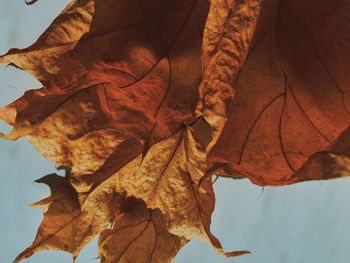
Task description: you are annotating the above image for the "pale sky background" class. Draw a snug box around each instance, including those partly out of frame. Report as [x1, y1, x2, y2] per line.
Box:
[1, 1, 350, 263]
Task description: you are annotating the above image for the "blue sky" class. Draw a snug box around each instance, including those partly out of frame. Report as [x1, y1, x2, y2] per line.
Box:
[1, 1, 350, 263]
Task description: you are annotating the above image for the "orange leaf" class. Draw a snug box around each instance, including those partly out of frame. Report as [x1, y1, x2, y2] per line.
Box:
[196, 0, 261, 147]
[208, 0, 350, 185]
[98, 197, 185, 263]
[0, 0, 247, 261]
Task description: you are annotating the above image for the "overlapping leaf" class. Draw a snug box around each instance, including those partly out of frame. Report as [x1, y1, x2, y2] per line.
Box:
[98, 197, 185, 263]
[0, 0, 209, 178]
[0, 0, 247, 262]
[196, 0, 261, 147]
[207, 0, 350, 185]
[14, 173, 185, 263]
[2, 0, 350, 262]
[14, 173, 109, 262]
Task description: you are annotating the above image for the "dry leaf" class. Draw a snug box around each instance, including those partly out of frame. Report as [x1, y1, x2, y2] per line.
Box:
[208, 0, 350, 185]
[2, 0, 350, 262]
[12, 120, 248, 262]
[15, 173, 184, 263]
[110, 121, 248, 257]
[0, 0, 247, 262]
[0, 0, 209, 176]
[98, 197, 185, 263]
[196, 0, 261, 148]
[70, 119, 248, 256]
[14, 173, 100, 262]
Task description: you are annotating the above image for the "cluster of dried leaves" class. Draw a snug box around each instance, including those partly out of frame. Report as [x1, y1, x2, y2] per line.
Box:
[1, 0, 350, 262]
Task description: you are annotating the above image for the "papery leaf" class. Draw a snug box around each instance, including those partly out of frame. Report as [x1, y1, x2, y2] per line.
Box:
[196, 0, 261, 147]
[98, 197, 185, 263]
[73, 119, 248, 256]
[0, 0, 208, 143]
[0, 0, 248, 262]
[208, 0, 350, 185]
[3, 0, 348, 262]
[112, 121, 248, 257]
[15, 174, 183, 263]
[0, 0, 209, 180]
[14, 174, 96, 262]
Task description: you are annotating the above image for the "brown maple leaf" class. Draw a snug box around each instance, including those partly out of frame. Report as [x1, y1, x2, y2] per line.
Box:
[0, 0, 210, 177]
[14, 172, 184, 263]
[196, 0, 261, 148]
[2, 0, 349, 262]
[11, 119, 247, 263]
[0, 0, 248, 262]
[98, 197, 186, 263]
[206, 0, 350, 185]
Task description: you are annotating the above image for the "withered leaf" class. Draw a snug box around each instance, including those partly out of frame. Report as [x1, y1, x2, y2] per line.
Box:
[14, 173, 93, 262]
[208, 0, 350, 185]
[0, 0, 247, 262]
[0, 0, 208, 143]
[3, 0, 349, 262]
[0, 0, 210, 178]
[13, 120, 247, 262]
[108, 121, 248, 257]
[98, 197, 185, 263]
[196, 0, 261, 147]
[72, 119, 248, 256]
[15, 173, 184, 263]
